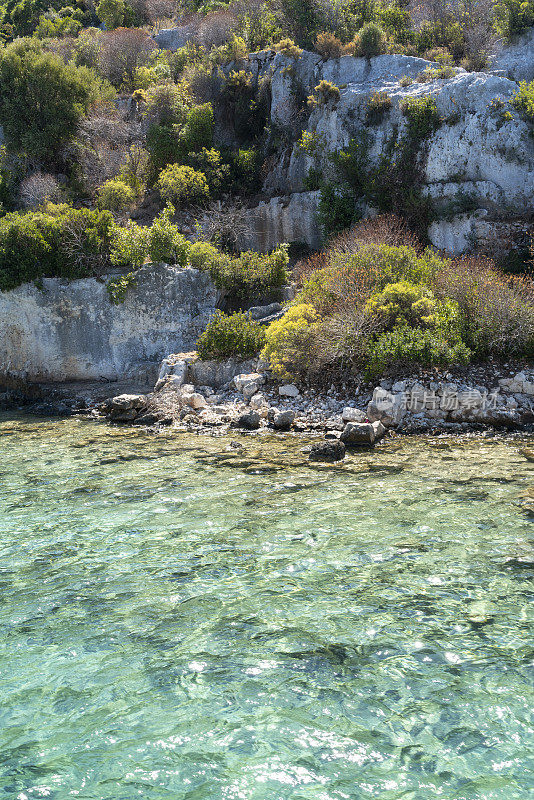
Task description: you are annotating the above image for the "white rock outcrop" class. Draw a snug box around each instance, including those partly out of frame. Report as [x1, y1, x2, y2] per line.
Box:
[490, 28, 534, 83]
[238, 48, 534, 253]
[0, 263, 217, 383]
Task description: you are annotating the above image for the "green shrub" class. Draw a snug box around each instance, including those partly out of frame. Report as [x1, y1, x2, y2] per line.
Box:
[298, 245, 445, 314]
[355, 23, 387, 58]
[400, 95, 441, 140]
[317, 183, 359, 238]
[272, 239, 534, 379]
[366, 281, 442, 328]
[35, 10, 82, 38]
[365, 281, 465, 350]
[296, 130, 326, 158]
[202, 244, 289, 300]
[196, 310, 266, 360]
[329, 132, 435, 238]
[187, 148, 230, 196]
[180, 103, 214, 153]
[308, 80, 340, 108]
[235, 2, 283, 51]
[157, 164, 210, 207]
[494, 0, 534, 38]
[96, 0, 124, 29]
[0, 204, 114, 291]
[424, 47, 454, 64]
[106, 271, 136, 304]
[211, 35, 248, 65]
[511, 80, 534, 123]
[146, 124, 181, 179]
[146, 205, 190, 265]
[435, 256, 534, 358]
[417, 65, 455, 82]
[261, 303, 319, 379]
[110, 221, 148, 269]
[280, 0, 317, 48]
[146, 103, 213, 182]
[144, 82, 190, 126]
[366, 90, 392, 124]
[0, 41, 110, 163]
[188, 241, 222, 271]
[366, 325, 471, 378]
[96, 179, 136, 212]
[273, 38, 303, 59]
[230, 148, 260, 194]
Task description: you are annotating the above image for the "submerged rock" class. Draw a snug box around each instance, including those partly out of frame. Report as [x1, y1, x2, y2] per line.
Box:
[106, 394, 147, 422]
[519, 448, 534, 462]
[236, 410, 261, 430]
[309, 439, 346, 462]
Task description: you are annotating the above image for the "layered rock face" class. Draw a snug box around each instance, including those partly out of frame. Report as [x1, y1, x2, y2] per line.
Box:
[0, 263, 217, 384]
[242, 46, 534, 253]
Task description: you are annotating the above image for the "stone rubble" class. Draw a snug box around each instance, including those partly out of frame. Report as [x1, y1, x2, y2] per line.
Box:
[100, 357, 534, 452]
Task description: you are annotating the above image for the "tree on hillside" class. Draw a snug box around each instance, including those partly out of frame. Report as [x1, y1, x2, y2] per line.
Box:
[0, 41, 100, 164]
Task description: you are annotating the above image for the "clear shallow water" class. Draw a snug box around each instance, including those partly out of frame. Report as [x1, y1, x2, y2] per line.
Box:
[0, 416, 533, 800]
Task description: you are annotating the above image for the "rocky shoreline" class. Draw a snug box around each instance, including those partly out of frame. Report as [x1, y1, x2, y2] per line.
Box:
[6, 354, 534, 462]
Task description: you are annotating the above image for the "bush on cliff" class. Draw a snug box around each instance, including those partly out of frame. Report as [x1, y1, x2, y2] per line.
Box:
[196, 310, 266, 360]
[201, 244, 290, 301]
[511, 80, 534, 123]
[109, 205, 190, 267]
[0, 204, 114, 291]
[96, 178, 136, 213]
[156, 164, 210, 207]
[353, 23, 388, 58]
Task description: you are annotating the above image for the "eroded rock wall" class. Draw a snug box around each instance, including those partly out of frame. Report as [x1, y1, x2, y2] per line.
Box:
[240, 47, 534, 253]
[0, 263, 217, 384]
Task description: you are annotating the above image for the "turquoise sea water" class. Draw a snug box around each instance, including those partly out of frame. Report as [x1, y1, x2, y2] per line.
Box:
[0, 415, 533, 800]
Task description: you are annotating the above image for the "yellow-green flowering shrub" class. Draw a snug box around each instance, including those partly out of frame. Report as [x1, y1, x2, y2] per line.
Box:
[261, 303, 319, 379]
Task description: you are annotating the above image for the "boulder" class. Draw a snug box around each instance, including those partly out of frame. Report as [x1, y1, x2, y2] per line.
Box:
[372, 420, 387, 442]
[279, 383, 300, 398]
[156, 356, 188, 391]
[236, 410, 261, 430]
[249, 392, 268, 409]
[247, 302, 283, 321]
[107, 393, 147, 422]
[190, 358, 257, 389]
[367, 388, 406, 426]
[342, 406, 366, 423]
[272, 409, 295, 430]
[309, 439, 346, 462]
[340, 422, 376, 446]
[186, 392, 207, 410]
[243, 382, 260, 401]
[234, 372, 265, 392]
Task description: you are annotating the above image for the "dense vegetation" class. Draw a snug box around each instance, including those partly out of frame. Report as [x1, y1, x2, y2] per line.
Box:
[260, 217, 534, 379]
[0, 0, 532, 381]
[0, 0, 531, 248]
[197, 216, 534, 379]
